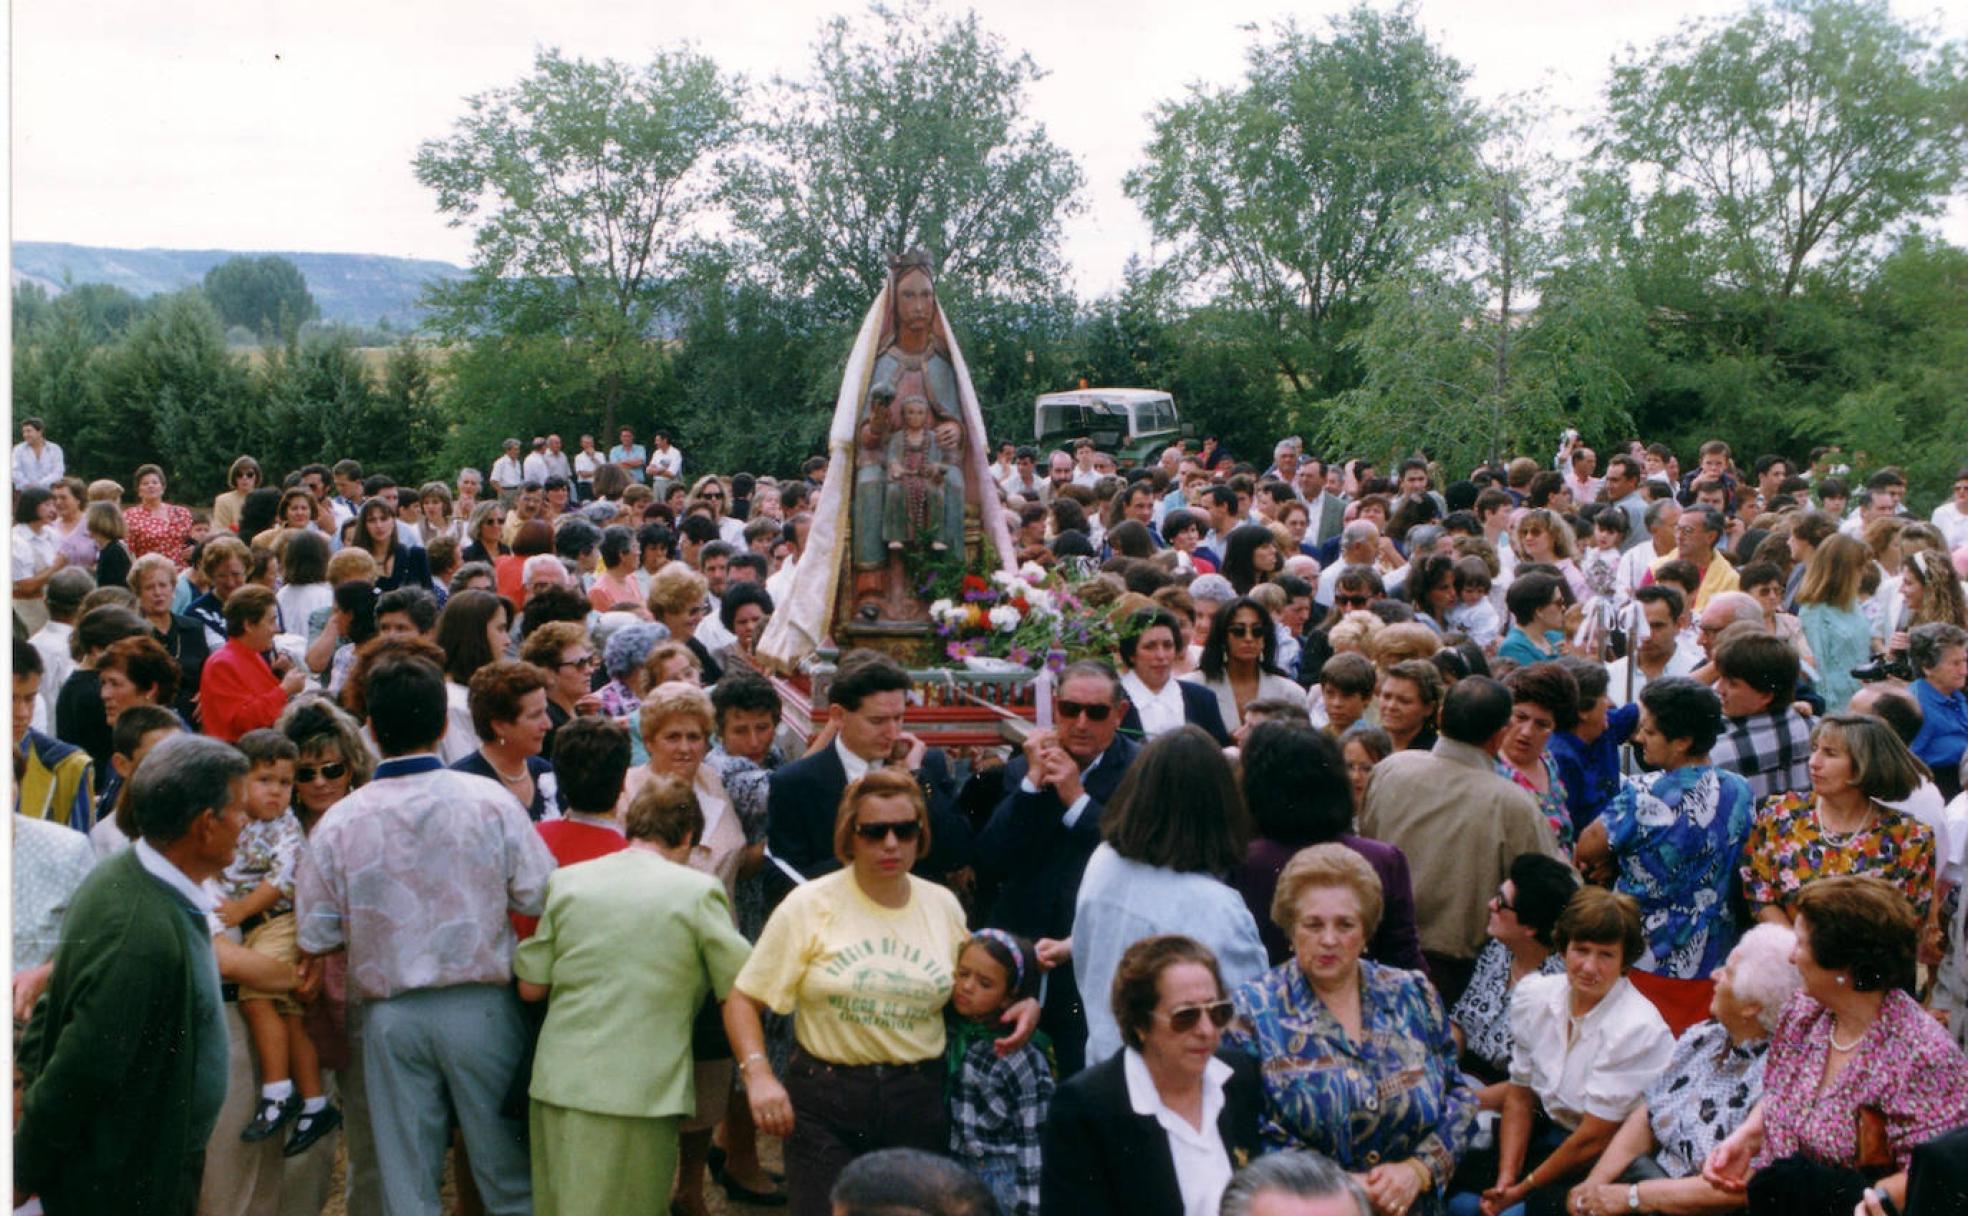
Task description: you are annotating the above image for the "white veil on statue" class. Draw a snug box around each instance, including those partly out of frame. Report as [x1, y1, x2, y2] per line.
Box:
[756, 279, 1018, 672]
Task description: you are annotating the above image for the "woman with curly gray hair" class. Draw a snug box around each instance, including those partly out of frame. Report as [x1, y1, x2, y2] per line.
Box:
[1564, 923, 1802, 1216]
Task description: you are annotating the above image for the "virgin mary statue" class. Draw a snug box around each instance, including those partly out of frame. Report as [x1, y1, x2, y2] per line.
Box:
[756, 251, 1017, 670]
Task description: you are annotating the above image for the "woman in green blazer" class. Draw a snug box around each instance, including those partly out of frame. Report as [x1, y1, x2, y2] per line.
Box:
[514, 771, 752, 1216]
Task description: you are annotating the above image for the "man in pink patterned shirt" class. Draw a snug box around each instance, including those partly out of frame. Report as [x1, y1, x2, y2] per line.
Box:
[295, 651, 555, 1216]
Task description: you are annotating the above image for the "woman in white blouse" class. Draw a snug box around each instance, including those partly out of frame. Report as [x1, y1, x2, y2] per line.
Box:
[1117, 609, 1231, 746]
[12, 486, 68, 634]
[1450, 887, 1673, 1216]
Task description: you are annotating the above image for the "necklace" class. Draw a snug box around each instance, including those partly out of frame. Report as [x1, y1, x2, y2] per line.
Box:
[1829, 1019, 1868, 1053]
[1815, 799, 1874, 845]
[486, 755, 530, 785]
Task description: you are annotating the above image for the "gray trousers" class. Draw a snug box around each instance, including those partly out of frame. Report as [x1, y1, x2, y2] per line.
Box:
[360, 984, 531, 1216]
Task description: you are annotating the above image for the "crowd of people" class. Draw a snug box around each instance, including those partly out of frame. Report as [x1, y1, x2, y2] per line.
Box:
[12, 413, 1968, 1216]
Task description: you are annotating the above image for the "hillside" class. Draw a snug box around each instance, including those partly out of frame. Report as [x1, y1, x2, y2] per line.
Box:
[10, 242, 470, 329]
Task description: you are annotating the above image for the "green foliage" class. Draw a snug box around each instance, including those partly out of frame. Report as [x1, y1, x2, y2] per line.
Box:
[202, 255, 319, 342]
[1125, 4, 1483, 401]
[1600, 0, 1968, 302]
[415, 45, 743, 435]
[665, 262, 838, 476]
[12, 0, 1966, 510]
[728, 1, 1084, 327]
[254, 336, 447, 486]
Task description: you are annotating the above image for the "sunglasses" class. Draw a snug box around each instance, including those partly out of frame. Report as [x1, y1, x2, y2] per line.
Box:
[1227, 624, 1265, 639]
[296, 762, 348, 784]
[558, 654, 599, 671]
[854, 820, 922, 843]
[1156, 1000, 1235, 1033]
[1057, 699, 1114, 722]
[1334, 595, 1370, 608]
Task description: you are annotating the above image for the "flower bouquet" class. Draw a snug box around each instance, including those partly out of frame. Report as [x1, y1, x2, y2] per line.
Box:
[927, 563, 1118, 671]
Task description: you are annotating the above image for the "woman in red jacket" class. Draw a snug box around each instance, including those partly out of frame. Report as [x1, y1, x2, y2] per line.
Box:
[202, 585, 306, 742]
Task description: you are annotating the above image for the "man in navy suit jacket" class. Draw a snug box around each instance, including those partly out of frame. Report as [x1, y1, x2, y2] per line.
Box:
[976, 661, 1139, 1074]
[764, 650, 973, 905]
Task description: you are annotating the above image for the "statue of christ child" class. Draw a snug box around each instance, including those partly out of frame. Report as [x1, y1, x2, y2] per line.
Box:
[882, 394, 965, 552]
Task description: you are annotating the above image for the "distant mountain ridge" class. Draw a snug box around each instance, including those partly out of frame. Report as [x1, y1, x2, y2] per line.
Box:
[10, 241, 470, 329]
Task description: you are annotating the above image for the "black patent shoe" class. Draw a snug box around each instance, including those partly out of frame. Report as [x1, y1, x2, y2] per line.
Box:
[241, 1093, 301, 1142]
[283, 1101, 343, 1157]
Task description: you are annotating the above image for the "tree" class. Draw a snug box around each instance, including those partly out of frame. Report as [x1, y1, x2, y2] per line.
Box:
[728, 2, 1084, 326]
[1320, 99, 1645, 471]
[1598, 0, 1968, 305]
[414, 46, 743, 436]
[84, 292, 257, 490]
[202, 255, 318, 342]
[1125, 4, 1484, 406]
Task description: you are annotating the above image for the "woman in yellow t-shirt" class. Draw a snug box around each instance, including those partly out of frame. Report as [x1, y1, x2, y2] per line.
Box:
[725, 768, 1028, 1216]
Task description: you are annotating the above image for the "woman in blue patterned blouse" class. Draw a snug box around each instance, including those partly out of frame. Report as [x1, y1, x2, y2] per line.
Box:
[1225, 843, 1475, 1216]
[1575, 676, 1757, 1036]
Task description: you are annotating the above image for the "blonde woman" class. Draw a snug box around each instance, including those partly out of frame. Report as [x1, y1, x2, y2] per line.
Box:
[1512, 508, 1587, 604]
[619, 681, 758, 1216]
[1795, 534, 1873, 713]
[646, 562, 720, 683]
[211, 456, 263, 533]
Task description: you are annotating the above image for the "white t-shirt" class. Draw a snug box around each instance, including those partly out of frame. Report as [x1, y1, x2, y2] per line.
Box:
[646, 446, 683, 480]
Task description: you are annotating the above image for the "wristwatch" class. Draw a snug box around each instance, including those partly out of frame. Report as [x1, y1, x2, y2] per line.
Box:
[1627, 1182, 1641, 1211]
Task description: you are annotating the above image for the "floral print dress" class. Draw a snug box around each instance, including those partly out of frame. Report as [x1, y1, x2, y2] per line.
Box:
[1741, 791, 1936, 922]
[1498, 751, 1574, 858]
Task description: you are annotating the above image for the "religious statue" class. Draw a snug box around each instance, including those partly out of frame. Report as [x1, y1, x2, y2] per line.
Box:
[881, 394, 965, 552]
[851, 250, 967, 614]
[754, 249, 1019, 671]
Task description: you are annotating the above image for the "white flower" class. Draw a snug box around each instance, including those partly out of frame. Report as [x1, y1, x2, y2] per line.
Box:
[1026, 589, 1057, 617]
[930, 598, 955, 620]
[1019, 561, 1048, 583]
[991, 569, 1016, 587]
[988, 605, 1022, 632]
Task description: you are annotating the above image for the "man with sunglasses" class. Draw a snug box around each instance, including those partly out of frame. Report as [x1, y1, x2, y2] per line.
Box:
[977, 661, 1141, 1074]
[1313, 520, 1382, 611]
[763, 650, 974, 908]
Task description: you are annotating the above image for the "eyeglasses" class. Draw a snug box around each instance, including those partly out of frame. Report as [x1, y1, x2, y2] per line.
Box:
[1155, 1000, 1235, 1033]
[295, 762, 348, 784]
[1228, 624, 1265, 639]
[558, 654, 599, 671]
[853, 820, 922, 843]
[1057, 699, 1115, 722]
[1334, 594, 1370, 609]
[1492, 887, 1516, 912]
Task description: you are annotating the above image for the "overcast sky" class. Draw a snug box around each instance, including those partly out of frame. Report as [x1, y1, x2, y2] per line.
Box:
[12, 0, 1967, 297]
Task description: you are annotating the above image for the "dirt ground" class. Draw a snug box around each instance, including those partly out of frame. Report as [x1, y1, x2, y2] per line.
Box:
[320, 1135, 787, 1215]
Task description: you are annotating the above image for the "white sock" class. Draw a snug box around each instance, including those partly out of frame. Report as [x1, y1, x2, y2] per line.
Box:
[261, 1079, 295, 1102]
[302, 1096, 328, 1115]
